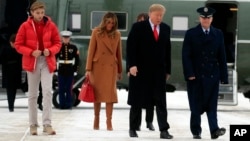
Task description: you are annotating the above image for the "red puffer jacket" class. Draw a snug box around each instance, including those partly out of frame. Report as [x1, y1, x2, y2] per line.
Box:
[15, 16, 61, 73]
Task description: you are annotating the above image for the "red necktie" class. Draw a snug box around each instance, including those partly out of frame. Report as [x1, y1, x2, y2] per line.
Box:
[153, 25, 158, 41]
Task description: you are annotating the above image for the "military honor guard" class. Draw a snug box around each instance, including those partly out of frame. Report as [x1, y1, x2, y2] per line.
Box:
[57, 30, 80, 109]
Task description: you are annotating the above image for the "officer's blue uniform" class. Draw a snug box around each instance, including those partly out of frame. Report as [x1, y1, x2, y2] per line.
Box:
[182, 7, 228, 139]
[56, 31, 79, 109]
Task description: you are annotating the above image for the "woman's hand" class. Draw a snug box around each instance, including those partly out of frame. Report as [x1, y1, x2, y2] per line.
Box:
[85, 71, 90, 77]
[117, 73, 122, 80]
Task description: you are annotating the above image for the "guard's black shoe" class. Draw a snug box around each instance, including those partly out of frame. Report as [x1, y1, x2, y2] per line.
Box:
[211, 127, 226, 139]
[193, 135, 202, 139]
[146, 122, 155, 131]
[160, 130, 173, 139]
[38, 104, 43, 111]
[129, 129, 138, 137]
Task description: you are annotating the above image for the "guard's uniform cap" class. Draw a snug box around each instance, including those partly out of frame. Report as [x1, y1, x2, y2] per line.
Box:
[60, 30, 72, 37]
[197, 7, 216, 18]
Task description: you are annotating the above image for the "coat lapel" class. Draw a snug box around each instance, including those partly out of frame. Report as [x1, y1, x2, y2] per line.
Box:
[145, 21, 156, 41]
[158, 23, 164, 42]
[100, 33, 114, 54]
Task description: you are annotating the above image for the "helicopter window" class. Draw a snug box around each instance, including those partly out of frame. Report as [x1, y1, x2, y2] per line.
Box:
[91, 11, 127, 31]
[68, 13, 81, 32]
[172, 16, 188, 36]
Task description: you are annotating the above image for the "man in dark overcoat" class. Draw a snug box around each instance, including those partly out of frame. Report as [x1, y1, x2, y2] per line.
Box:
[182, 7, 228, 139]
[0, 33, 22, 112]
[126, 4, 172, 139]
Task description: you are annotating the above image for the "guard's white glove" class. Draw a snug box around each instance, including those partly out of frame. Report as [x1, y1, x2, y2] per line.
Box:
[74, 72, 77, 76]
[54, 72, 58, 76]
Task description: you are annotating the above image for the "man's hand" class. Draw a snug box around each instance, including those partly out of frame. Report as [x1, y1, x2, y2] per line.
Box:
[43, 49, 50, 56]
[188, 76, 196, 80]
[129, 66, 138, 76]
[32, 50, 42, 58]
[127, 72, 130, 77]
[166, 74, 171, 80]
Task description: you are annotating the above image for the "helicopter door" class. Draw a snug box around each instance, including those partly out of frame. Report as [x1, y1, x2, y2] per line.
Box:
[207, 2, 238, 105]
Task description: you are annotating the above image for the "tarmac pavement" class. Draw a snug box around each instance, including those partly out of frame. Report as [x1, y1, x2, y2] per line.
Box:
[0, 89, 250, 141]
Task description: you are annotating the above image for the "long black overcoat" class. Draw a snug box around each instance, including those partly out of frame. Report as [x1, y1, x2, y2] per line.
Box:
[182, 24, 228, 113]
[126, 20, 171, 108]
[0, 34, 22, 89]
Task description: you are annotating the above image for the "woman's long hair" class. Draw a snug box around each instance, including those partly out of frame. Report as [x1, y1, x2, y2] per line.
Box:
[96, 12, 118, 38]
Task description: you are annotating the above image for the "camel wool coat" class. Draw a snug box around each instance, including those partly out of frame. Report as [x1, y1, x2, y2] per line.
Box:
[85, 28, 122, 103]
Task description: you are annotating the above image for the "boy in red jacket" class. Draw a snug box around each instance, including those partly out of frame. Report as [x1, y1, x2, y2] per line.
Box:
[15, 1, 61, 135]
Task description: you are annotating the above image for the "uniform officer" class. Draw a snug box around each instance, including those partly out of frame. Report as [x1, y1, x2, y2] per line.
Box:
[56, 30, 79, 109]
[182, 7, 228, 139]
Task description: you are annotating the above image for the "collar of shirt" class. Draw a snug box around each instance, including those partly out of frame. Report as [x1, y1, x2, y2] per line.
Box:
[149, 18, 159, 32]
[63, 43, 70, 46]
[33, 19, 44, 26]
[202, 27, 210, 33]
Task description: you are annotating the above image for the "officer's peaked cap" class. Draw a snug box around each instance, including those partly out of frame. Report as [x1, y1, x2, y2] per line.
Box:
[197, 7, 216, 18]
[60, 30, 72, 37]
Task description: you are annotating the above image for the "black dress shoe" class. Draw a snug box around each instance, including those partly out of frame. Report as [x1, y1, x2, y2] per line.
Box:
[129, 129, 138, 137]
[160, 130, 173, 139]
[146, 122, 155, 131]
[136, 127, 141, 131]
[193, 135, 202, 139]
[9, 108, 14, 112]
[211, 127, 226, 139]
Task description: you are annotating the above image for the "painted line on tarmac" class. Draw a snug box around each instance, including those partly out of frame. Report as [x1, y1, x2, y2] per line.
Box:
[20, 127, 29, 141]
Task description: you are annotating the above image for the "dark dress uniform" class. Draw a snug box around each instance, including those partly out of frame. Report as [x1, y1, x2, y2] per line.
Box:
[56, 42, 79, 109]
[182, 22, 228, 138]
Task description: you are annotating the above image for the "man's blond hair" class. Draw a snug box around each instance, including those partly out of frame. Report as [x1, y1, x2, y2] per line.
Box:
[149, 4, 166, 13]
[30, 1, 46, 11]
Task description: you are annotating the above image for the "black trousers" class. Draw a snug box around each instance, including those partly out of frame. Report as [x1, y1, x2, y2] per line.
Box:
[129, 106, 154, 129]
[145, 106, 154, 123]
[187, 78, 220, 135]
[129, 103, 170, 131]
[7, 87, 17, 110]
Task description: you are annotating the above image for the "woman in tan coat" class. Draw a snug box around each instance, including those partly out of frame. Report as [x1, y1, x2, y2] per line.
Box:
[85, 12, 122, 131]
